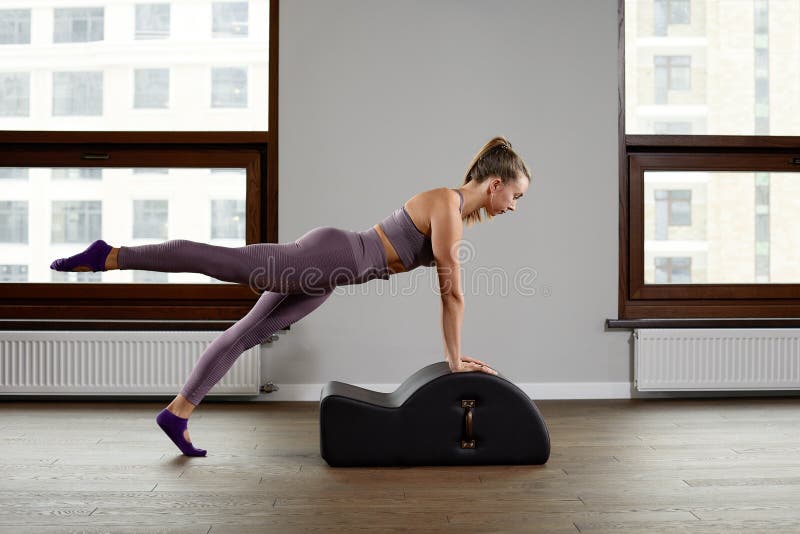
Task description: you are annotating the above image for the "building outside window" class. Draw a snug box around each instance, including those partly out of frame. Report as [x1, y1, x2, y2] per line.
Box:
[211, 67, 247, 108]
[54, 7, 104, 43]
[0, 9, 31, 44]
[0, 201, 28, 243]
[212, 2, 248, 38]
[135, 3, 170, 39]
[211, 199, 245, 239]
[0, 73, 29, 116]
[134, 68, 169, 108]
[52, 72, 103, 116]
[51, 201, 102, 243]
[133, 199, 168, 239]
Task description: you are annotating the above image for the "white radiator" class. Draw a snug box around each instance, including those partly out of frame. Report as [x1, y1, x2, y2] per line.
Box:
[0, 331, 260, 396]
[634, 328, 800, 391]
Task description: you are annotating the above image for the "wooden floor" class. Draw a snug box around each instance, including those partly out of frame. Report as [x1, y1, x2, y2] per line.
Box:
[2, 398, 800, 533]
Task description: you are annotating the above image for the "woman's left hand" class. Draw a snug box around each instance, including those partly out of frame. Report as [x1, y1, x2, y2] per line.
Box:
[460, 355, 490, 368]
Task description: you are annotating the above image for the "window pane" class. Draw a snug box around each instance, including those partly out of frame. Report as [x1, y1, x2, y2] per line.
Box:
[134, 68, 169, 108]
[0, 166, 246, 284]
[644, 171, 800, 284]
[0, 72, 30, 116]
[211, 67, 247, 108]
[135, 3, 170, 40]
[626, 0, 799, 135]
[0, 0, 269, 131]
[211, 199, 245, 239]
[0, 9, 31, 44]
[54, 8, 104, 43]
[0, 201, 28, 243]
[212, 2, 248, 38]
[52, 72, 103, 116]
[0, 265, 28, 282]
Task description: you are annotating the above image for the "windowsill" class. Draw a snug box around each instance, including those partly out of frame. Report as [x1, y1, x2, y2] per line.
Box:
[606, 318, 800, 329]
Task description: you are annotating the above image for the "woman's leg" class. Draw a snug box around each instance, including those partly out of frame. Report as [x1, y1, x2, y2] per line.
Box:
[118, 228, 363, 291]
[157, 288, 334, 455]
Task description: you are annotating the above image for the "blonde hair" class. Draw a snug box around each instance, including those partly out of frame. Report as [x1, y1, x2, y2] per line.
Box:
[460, 136, 532, 227]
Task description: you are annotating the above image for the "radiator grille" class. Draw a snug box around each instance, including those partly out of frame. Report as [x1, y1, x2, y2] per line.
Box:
[634, 328, 800, 391]
[0, 331, 260, 395]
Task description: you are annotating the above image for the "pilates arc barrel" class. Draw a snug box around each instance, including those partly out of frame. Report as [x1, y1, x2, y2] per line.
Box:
[319, 361, 551, 467]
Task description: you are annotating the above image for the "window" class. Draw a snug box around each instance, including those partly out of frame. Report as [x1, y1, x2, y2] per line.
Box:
[654, 257, 691, 283]
[135, 3, 170, 39]
[52, 72, 103, 116]
[653, 189, 691, 228]
[52, 168, 102, 180]
[654, 55, 690, 104]
[618, 0, 800, 323]
[0, 73, 29, 117]
[654, 0, 690, 36]
[653, 122, 691, 135]
[211, 67, 247, 108]
[134, 69, 169, 109]
[0, 168, 28, 179]
[0, 9, 31, 44]
[0, 201, 28, 243]
[133, 199, 168, 239]
[0, 0, 276, 328]
[213, 2, 248, 38]
[133, 270, 169, 283]
[51, 271, 101, 283]
[0, 265, 28, 282]
[51, 201, 102, 243]
[133, 168, 169, 174]
[54, 7, 104, 43]
[211, 199, 245, 239]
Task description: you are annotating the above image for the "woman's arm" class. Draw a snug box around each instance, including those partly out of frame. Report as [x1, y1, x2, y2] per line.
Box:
[430, 190, 465, 370]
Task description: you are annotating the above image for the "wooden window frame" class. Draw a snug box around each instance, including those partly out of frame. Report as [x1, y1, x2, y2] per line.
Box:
[0, 0, 280, 331]
[609, 0, 800, 329]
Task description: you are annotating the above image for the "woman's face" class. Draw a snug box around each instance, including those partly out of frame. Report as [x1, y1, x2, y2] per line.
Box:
[488, 175, 529, 216]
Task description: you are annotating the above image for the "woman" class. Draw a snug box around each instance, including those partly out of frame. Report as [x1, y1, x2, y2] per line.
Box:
[50, 135, 532, 456]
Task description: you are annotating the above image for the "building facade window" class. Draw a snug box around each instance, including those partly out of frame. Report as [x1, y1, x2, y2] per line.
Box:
[0, 201, 28, 243]
[134, 68, 169, 109]
[654, 256, 692, 283]
[133, 270, 169, 283]
[51, 201, 102, 243]
[211, 199, 245, 239]
[0, 9, 31, 44]
[653, 121, 691, 134]
[654, 0, 690, 36]
[54, 7, 105, 43]
[212, 2, 248, 38]
[211, 67, 247, 108]
[52, 168, 102, 180]
[133, 199, 168, 239]
[0, 168, 29, 179]
[0, 265, 28, 282]
[52, 72, 103, 116]
[654, 55, 691, 104]
[135, 3, 170, 39]
[0, 72, 29, 117]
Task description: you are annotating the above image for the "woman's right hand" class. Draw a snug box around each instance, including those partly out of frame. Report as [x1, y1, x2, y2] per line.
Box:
[449, 355, 498, 375]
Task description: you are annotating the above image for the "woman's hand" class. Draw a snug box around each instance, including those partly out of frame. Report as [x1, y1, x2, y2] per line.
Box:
[449, 355, 498, 375]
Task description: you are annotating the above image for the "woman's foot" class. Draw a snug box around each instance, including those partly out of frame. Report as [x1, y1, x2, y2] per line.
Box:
[156, 408, 207, 457]
[50, 240, 116, 272]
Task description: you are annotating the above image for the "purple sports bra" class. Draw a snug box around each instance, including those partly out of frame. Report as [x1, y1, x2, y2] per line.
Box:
[378, 189, 464, 271]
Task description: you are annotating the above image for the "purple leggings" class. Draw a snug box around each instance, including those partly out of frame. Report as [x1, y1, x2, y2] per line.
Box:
[117, 226, 390, 405]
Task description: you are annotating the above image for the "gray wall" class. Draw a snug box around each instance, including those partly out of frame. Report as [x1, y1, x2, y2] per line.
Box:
[267, 0, 631, 399]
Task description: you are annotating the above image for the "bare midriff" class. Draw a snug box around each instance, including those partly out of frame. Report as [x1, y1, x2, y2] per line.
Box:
[373, 222, 408, 275]
[372, 189, 457, 275]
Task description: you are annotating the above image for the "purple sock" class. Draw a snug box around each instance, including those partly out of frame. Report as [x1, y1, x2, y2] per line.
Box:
[50, 239, 113, 272]
[156, 408, 207, 457]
